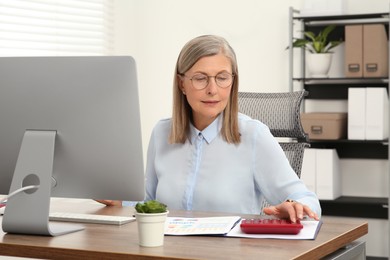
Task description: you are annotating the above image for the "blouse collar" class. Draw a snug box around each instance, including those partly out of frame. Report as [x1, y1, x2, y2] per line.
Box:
[190, 113, 223, 144]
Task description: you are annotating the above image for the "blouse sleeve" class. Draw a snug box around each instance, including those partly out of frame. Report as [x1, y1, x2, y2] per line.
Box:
[251, 121, 321, 216]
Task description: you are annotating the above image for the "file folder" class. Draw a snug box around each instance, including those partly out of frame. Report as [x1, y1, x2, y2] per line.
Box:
[345, 25, 363, 77]
[301, 148, 316, 193]
[348, 88, 366, 140]
[315, 149, 341, 200]
[365, 88, 389, 140]
[363, 24, 389, 77]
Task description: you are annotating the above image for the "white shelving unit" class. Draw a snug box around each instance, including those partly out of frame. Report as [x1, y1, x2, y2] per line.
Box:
[288, 7, 390, 258]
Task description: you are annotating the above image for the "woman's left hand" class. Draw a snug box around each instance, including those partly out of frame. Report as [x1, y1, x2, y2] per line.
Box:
[263, 200, 319, 223]
[95, 199, 122, 206]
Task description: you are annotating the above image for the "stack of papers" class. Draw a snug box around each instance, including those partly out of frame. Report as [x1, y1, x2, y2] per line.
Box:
[165, 216, 322, 240]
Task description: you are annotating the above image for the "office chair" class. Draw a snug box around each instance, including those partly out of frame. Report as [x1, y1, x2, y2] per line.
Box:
[238, 90, 309, 213]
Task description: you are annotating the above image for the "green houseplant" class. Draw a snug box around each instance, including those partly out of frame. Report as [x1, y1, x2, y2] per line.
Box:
[134, 200, 169, 247]
[135, 200, 168, 213]
[291, 25, 343, 78]
[291, 25, 342, 53]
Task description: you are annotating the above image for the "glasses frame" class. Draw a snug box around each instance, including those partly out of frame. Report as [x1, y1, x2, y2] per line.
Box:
[180, 72, 234, 90]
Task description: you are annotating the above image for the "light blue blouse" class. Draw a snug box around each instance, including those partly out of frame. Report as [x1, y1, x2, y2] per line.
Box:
[144, 113, 321, 216]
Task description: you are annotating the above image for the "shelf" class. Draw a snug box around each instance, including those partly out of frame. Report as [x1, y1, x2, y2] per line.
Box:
[320, 196, 388, 219]
[293, 12, 389, 26]
[294, 12, 389, 21]
[293, 77, 389, 84]
[309, 140, 388, 159]
[303, 84, 388, 100]
[295, 78, 388, 99]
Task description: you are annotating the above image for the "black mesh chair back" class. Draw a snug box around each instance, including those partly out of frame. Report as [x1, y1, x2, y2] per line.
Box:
[238, 90, 309, 212]
[238, 91, 307, 142]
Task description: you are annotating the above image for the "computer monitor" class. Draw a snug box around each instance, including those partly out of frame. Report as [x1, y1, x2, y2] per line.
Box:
[0, 56, 145, 236]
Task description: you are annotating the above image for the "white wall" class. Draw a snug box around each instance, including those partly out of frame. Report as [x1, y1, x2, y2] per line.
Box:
[113, 0, 389, 158]
[113, 1, 390, 257]
[113, 0, 307, 154]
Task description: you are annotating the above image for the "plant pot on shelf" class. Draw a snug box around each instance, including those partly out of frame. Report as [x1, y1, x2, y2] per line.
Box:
[306, 52, 333, 78]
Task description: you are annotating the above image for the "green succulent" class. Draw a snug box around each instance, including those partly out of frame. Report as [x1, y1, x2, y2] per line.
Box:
[135, 200, 168, 213]
[291, 25, 343, 53]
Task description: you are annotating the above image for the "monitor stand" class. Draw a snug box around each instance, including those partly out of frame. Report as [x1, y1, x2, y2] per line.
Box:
[2, 130, 84, 236]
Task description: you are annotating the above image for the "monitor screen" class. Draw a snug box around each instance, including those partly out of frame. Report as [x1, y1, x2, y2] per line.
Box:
[0, 56, 145, 235]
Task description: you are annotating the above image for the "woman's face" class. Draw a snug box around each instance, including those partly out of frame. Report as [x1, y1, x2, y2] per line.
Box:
[179, 53, 233, 131]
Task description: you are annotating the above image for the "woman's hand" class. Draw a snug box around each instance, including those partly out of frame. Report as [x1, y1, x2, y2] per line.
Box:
[263, 200, 319, 223]
[95, 200, 122, 206]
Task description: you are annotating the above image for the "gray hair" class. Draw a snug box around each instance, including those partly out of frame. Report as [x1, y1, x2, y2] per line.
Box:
[176, 35, 238, 75]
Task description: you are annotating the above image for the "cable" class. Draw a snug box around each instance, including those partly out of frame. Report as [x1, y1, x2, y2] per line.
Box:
[0, 185, 40, 205]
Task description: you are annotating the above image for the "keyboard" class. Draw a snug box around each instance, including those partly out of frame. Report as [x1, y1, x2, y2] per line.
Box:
[49, 212, 136, 225]
[240, 218, 303, 234]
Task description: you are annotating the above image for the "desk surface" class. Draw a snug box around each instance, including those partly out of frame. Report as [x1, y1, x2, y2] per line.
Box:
[0, 198, 368, 260]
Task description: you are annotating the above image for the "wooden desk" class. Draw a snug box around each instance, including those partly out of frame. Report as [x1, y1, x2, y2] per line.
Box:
[0, 198, 368, 260]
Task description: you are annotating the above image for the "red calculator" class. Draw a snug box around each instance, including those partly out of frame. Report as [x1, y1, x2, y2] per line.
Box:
[240, 218, 303, 234]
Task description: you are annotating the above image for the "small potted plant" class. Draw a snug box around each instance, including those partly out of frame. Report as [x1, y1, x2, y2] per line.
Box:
[291, 25, 343, 78]
[134, 200, 169, 247]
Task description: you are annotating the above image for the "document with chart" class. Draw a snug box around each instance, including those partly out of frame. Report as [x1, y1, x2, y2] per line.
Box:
[164, 216, 322, 240]
[165, 216, 241, 235]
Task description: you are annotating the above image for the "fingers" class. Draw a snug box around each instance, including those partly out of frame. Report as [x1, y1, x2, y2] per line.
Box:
[95, 199, 122, 206]
[264, 201, 319, 223]
[263, 206, 277, 216]
[287, 201, 320, 222]
[263, 203, 299, 222]
[263, 205, 290, 220]
[95, 199, 111, 206]
[303, 205, 320, 220]
[284, 200, 301, 223]
[286, 201, 321, 223]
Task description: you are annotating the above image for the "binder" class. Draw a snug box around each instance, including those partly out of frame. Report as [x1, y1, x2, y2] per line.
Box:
[348, 88, 366, 140]
[315, 149, 341, 200]
[365, 87, 389, 140]
[363, 24, 389, 77]
[345, 25, 363, 77]
[300, 148, 316, 193]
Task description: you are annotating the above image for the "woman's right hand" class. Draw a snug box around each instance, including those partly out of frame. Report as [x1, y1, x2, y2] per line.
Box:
[95, 199, 122, 206]
[263, 200, 319, 223]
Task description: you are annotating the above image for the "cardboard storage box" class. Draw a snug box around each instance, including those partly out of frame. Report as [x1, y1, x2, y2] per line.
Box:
[301, 112, 347, 140]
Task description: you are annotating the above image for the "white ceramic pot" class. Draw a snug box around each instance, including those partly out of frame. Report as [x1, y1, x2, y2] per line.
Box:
[306, 53, 333, 78]
[135, 211, 169, 247]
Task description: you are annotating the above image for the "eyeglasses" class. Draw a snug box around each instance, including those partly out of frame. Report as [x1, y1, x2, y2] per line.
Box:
[182, 72, 234, 90]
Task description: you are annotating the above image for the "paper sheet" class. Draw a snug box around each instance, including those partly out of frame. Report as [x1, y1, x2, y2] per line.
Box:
[165, 216, 322, 240]
[165, 216, 241, 235]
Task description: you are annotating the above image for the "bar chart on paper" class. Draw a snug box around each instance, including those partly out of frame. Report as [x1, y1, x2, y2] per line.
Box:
[164, 216, 241, 235]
